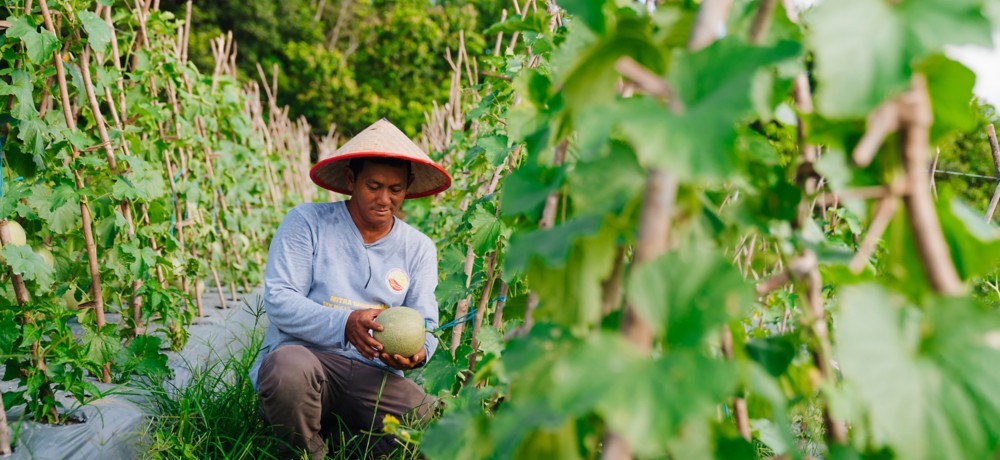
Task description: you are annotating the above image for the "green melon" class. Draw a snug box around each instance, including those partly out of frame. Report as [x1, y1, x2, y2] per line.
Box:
[373, 307, 426, 357]
[0, 220, 27, 264]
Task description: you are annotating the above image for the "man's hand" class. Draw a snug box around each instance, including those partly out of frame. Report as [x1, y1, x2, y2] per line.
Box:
[380, 347, 427, 371]
[345, 309, 384, 359]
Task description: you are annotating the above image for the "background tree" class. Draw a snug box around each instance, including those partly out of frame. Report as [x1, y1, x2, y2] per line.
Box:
[160, 0, 503, 140]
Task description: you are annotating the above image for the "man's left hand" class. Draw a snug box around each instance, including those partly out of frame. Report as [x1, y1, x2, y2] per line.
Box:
[380, 347, 427, 371]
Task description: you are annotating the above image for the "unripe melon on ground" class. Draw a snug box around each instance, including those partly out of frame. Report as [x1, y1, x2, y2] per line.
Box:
[0, 220, 28, 264]
[373, 307, 426, 357]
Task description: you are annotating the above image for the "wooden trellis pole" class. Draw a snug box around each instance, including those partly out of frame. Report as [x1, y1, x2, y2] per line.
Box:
[38, 0, 110, 383]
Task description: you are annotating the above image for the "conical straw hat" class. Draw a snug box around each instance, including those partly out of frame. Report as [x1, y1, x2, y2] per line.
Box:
[310, 119, 451, 199]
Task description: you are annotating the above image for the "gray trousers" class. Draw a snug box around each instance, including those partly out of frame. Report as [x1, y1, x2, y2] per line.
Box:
[257, 345, 434, 459]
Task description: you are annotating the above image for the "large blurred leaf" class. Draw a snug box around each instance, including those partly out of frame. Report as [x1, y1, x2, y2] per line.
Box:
[528, 222, 618, 329]
[746, 335, 797, 378]
[617, 38, 801, 182]
[836, 284, 1000, 459]
[493, 331, 736, 458]
[422, 386, 499, 460]
[938, 196, 1000, 281]
[505, 216, 603, 271]
[554, 16, 664, 117]
[920, 55, 978, 140]
[627, 244, 754, 347]
[566, 141, 645, 216]
[809, 0, 992, 118]
[499, 158, 563, 219]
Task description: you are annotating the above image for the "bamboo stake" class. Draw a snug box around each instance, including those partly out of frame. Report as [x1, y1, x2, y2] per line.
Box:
[899, 75, 962, 295]
[748, 0, 777, 45]
[468, 252, 498, 369]
[39, 0, 110, 383]
[491, 281, 510, 330]
[80, 44, 147, 334]
[449, 245, 476, 356]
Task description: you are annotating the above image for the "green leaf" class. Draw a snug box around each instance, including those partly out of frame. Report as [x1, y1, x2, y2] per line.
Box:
[0, 70, 39, 120]
[529, 222, 618, 329]
[810, 0, 992, 118]
[617, 38, 801, 182]
[566, 141, 644, 216]
[561, 0, 608, 33]
[78, 11, 113, 55]
[421, 352, 463, 396]
[6, 16, 60, 65]
[82, 324, 121, 368]
[836, 284, 1000, 459]
[422, 386, 498, 459]
[475, 325, 504, 357]
[1, 245, 55, 292]
[505, 216, 602, 271]
[473, 134, 510, 168]
[745, 335, 797, 378]
[115, 335, 170, 380]
[28, 183, 81, 234]
[495, 333, 737, 457]
[468, 206, 501, 254]
[920, 55, 977, 140]
[500, 158, 563, 219]
[939, 196, 1000, 282]
[0, 310, 19, 355]
[627, 244, 753, 347]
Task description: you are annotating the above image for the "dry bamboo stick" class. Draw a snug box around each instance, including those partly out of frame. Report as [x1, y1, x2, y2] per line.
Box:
[491, 281, 510, 330]
[900, 75, 962, 295]
[468, 252, 498, 369]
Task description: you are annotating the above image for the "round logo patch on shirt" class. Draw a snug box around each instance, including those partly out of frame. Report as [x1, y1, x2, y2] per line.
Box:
[386, 268, 409, 292]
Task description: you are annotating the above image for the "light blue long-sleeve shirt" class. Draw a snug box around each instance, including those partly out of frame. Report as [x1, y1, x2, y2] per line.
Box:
[249, 201, 440, 390]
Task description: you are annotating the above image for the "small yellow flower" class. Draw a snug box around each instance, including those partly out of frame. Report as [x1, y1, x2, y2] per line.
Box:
[399, 430, 412, 443]
[382, 414, 401, 434]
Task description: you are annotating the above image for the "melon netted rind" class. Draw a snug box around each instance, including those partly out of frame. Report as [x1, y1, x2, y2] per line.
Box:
[372, 306, 426, 357]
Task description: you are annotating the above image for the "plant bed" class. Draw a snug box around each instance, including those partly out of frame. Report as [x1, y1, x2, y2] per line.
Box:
[0, 287, 266, 459]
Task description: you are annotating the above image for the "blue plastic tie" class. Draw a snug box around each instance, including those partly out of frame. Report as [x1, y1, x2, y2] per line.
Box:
[434, 308, 477, 332]
[432, 295, 509, 332]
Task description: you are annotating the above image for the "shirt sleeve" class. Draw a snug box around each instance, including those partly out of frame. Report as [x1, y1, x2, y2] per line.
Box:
[405, 236, 440, 363]
[263, 206, 351, 349]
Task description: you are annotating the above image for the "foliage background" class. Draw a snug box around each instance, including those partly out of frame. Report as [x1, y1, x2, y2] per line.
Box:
[159, 0, 506, 139]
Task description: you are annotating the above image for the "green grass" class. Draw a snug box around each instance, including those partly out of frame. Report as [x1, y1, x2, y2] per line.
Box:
[138, 301, 425, 460]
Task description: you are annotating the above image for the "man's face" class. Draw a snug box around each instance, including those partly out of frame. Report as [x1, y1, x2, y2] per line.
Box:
[346, 161, 410, 230]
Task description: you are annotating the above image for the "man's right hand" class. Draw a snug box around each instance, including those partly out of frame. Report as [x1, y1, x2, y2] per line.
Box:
[345, 309, 384, 359]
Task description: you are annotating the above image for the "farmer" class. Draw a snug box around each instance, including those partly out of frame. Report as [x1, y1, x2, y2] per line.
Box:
[249, 118, 451, 459]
